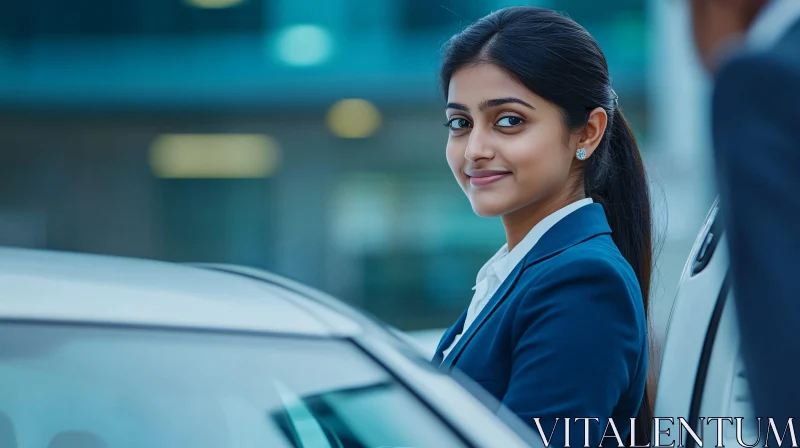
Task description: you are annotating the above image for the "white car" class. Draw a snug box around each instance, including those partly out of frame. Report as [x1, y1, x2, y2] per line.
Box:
[0, 248, 539, 448]
[654, 198, 760, 447]
[404, 328, 447, 359]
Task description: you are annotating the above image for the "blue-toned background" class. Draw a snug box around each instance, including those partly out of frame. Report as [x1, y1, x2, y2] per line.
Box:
[0, 0, 715, 347]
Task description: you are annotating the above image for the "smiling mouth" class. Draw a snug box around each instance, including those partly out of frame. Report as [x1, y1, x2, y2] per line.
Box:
[469, 173, 510, 186]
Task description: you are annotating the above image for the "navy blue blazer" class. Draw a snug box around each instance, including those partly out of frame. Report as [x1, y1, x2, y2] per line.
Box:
[711, 18, 800, 422]
[433, 203, 648, 446]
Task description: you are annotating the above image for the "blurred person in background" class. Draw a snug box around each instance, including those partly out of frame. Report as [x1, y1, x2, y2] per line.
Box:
[431, 7, 653, 447]
[689, 0, 800, 425]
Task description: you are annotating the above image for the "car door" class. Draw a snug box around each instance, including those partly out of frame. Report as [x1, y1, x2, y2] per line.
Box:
[654, 198, 758, 447]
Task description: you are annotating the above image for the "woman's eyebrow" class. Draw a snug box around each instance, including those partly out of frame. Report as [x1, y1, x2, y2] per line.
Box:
[445, 102, 469, 112]
[479, 97, 535, 111]
[445, 97, 536, 113]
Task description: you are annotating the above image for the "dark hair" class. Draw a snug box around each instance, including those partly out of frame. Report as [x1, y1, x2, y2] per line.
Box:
[440, 6, 653, 445]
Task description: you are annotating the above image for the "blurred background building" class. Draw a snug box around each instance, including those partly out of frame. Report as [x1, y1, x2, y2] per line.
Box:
[0, 0, 715, 348]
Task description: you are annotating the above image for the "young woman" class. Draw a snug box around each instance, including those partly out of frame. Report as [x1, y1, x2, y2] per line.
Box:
[432, 6, 653, 447]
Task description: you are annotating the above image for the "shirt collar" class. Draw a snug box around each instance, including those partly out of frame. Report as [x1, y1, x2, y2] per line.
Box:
[746, 0, 800, 50]
[471, 244, 508, 290]
[490, 197, 594, 282]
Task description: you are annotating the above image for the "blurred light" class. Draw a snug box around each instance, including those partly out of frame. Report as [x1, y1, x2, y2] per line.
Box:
[326, 99, 382, 138]
[184, 0, 244, 9]
[275, 25, 333, 67]
[149, 134, 281, 179]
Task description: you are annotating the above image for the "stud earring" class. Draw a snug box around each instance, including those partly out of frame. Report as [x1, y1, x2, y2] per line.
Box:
[576, 148, 587, 160]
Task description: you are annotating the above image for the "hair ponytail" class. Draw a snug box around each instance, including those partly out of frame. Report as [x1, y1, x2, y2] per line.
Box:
[586, 103, 652, 312]
[587, 103, 654, 446]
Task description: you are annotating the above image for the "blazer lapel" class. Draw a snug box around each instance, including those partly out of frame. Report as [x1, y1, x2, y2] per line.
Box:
[431, 308, 467, 366]
[438, 260, 525, 372]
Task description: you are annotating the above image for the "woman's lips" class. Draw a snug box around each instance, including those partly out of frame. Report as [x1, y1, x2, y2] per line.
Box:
[469, 173, 511, 186]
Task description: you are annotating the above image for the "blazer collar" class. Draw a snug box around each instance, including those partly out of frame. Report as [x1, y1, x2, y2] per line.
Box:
[436, 202, 612, 372]
[746, 0, 800, 51]
[522, 202, 612, 268]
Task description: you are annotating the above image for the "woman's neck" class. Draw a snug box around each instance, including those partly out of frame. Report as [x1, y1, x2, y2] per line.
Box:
[501, 191, 586, 252]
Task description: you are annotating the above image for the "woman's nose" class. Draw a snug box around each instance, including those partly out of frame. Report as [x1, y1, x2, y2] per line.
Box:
[463, 129, 495, 163]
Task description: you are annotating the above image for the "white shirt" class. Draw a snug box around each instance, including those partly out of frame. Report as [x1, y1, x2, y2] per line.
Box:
[441, 198, 594, 360]
[746, 0, 800, 50]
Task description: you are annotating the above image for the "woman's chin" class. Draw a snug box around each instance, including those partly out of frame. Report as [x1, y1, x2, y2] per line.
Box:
[470, 201, 508, 218]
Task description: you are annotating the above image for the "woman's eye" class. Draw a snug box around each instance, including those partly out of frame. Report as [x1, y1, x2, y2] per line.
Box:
[446, 118, 471, 130]
[496, 116, 523, 127]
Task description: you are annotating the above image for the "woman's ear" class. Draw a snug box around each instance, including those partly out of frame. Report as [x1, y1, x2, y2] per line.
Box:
[577, 107, 608, 158]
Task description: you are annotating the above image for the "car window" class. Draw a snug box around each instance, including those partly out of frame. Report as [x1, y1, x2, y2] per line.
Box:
[0, 322, 468, 448]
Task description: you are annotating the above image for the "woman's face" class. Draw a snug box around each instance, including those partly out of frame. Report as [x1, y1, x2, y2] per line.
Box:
[445, 63, 578, 217]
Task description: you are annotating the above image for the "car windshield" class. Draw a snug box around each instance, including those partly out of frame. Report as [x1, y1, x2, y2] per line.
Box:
[0, 322, 468, 448]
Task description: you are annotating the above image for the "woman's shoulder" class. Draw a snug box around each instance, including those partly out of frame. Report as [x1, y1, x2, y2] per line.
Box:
[516, 234, 643, 309]
[527, 234, 635, 282]
[511, 235, 647, 342]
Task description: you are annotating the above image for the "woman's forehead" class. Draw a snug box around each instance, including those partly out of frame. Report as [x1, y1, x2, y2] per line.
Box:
[447, 64, 544, 109]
